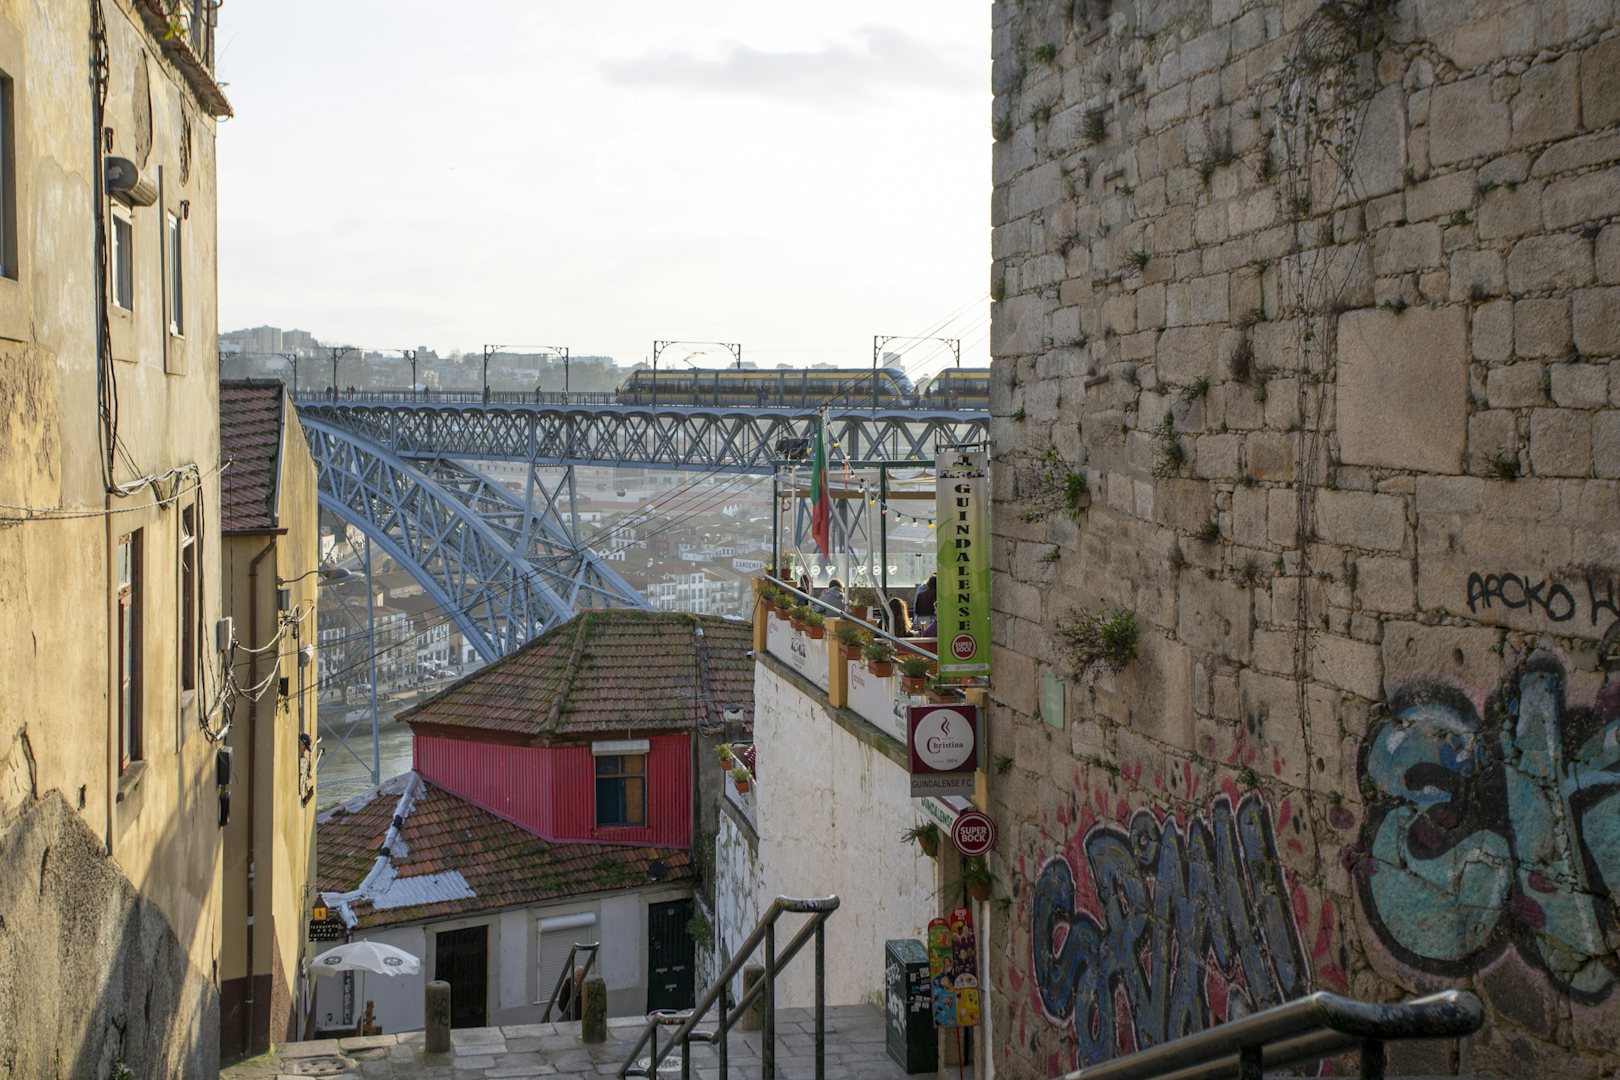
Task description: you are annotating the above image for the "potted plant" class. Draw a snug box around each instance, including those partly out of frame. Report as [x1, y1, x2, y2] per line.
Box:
[901, 821, 941, 859]
[959, 856, 993, 903]
[899, 655, 932, 693]
[802, 609, 827, 639]
[848, 586, 880, 622]
[927, 677, 962, 704]
[772, 590, 792, 620]
[731, 765, 752, 795]
[863, 639, 896, 677]
[715, 744, 734, 766]
[834, 622, 869, 661]
[789, 603, 810, 631]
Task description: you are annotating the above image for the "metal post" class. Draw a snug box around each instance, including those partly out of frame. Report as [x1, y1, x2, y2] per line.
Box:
[285, 352, 296, 395]
[1359, 1040, 1386, 1080]
[405, 349, 418, 398]
[482, 344, 500, 402]
[871, 335, 879, 413]
[762, 920, 776, 1080]
[364, 536, 380, 785]
[772, 469, 780, 574]
[880, 465, 890, 597]
[814, 920, 825, 1080]
[1237, 1045, 1262, 1080]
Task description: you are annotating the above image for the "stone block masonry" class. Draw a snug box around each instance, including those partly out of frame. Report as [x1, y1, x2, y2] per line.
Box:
[986, 1, 1620, 1076]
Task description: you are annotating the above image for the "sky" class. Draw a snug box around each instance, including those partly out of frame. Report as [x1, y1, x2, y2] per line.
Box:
[215, 2, 993, 377]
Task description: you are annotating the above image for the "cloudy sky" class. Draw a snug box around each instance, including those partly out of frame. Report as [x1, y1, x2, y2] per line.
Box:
[215, 2, 992, 376]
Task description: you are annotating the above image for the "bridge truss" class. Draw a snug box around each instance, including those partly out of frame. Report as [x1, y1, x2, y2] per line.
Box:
[294, 399, 988, 473]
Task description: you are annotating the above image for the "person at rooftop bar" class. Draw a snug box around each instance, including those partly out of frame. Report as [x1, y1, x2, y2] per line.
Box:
[887, 596, 913, 637]
[818, 578, 846, 613]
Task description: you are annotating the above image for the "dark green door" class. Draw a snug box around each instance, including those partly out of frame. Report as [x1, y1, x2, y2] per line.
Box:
[647, 900, 695, 1013]
[435, 925, 488, 1028]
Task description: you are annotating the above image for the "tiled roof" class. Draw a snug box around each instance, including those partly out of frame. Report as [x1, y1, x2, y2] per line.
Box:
[219, 380, 286, 532]
[398, 610, 754, 740]
[317, 774, 692, 930]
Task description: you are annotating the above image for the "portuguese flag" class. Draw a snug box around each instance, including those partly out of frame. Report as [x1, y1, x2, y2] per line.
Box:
[810, 414, 831, 559]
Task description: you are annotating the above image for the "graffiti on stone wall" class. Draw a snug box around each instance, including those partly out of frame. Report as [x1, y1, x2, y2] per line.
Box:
[1357, 655, 1620, 1001]
[1030, 793, 1311, 1065]
[1465, 569, 1620, 627]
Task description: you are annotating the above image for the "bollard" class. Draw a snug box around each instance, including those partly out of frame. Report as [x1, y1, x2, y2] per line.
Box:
[425, 980, 452, 1053]
[579, 974, 608, 1043]
[739, 964, 766, 1031]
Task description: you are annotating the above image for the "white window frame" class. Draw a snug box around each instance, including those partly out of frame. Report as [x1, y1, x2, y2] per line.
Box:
[110, 203, 133, 311]
[166, 211, 183, 335]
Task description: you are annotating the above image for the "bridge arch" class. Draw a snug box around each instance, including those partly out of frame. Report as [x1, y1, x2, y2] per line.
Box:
[302, 417, 649, 663]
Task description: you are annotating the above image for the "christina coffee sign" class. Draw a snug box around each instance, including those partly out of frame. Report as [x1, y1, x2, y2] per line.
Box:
[908, 703, 979, 797]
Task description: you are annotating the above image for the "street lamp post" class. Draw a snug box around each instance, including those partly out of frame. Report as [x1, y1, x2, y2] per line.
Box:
[403, 349, 418, 398]
[329, 345, 354, 399]
[541, 346, 570, 399]
[285, 352, 297, 396]
[481, 344, 502, 402]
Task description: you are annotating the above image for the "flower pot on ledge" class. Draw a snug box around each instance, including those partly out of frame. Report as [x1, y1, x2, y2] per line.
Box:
[790, 619, 805, 632]
[846, 604, 869, 622]
[967, 879, 991, 903]
[840, 644, 862, 661]
[900, 676, 927, 694]
[806, 625, 825, 640]
[867, 661, 894, 678]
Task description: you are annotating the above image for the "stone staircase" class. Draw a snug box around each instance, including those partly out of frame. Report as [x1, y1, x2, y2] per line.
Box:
[221, 1003, 963, 1079]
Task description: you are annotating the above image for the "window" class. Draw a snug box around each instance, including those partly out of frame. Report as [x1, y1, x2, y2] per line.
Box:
[594, 754, 646, 827]
[117, 531, 143, 771]
[0, 71, 14, 279]
[166, 212, 183, 334]
[111, 205, 133, 311]
[179, 506, 196, 692]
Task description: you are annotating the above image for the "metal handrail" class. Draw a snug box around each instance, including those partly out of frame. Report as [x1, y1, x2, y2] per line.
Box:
[1063, 990, 1484, 1080]
[617, 895, 839, 1080]
[539, 941, 601, 1023]
[761, 575, 935, 661]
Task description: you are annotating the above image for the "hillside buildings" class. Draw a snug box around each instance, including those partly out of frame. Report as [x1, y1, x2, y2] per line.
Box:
[0, 1, 233, 1074]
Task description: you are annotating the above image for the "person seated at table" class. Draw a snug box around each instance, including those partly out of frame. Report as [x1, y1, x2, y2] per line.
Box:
[817, 578, 846, 613]
[887, 596, 913, 637]
[912, 574, 938, 619]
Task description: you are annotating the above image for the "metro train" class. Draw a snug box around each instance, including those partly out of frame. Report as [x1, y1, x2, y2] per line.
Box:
[613, 366, 991, 410]
[616, 368, 916, 408]
[916, 367, 991, 411]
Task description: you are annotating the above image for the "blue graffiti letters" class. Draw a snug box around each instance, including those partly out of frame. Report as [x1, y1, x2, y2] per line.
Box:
[1032, 796, 1308, 1066]
[1359, 657, 1620, 1000]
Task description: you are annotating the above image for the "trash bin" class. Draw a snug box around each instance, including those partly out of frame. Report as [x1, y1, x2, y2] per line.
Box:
[885, 939, 937, 1074]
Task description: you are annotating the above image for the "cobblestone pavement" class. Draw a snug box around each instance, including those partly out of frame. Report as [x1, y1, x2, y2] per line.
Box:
[221, 1004, 971, 1080]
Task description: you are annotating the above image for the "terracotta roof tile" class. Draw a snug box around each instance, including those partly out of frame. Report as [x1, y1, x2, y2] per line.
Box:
[219, 380, 286, 531]
[317, 774, 691, 929]
[398, 610, 754, 740]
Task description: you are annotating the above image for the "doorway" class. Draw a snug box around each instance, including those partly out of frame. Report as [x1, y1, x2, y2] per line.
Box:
[646, 899, 696, 1013]
[434, 925, 488, 1028]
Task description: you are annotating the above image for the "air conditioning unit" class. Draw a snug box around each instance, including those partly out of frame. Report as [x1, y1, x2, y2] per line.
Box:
[104, 157, 157, 207]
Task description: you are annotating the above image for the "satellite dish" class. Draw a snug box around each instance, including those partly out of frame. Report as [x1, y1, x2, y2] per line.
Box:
[647, 859, 669, 882]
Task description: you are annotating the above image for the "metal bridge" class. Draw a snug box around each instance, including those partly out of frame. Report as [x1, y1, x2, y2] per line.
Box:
[299, 393, 987, 666]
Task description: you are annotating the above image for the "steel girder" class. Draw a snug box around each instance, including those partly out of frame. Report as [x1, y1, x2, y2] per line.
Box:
[296, 401, 987, 472]
[303, 417, 649, 664]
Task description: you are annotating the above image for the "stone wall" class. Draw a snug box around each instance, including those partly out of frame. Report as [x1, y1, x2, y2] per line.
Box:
[0, 792, 219, 1078]
[986, 0, 1620, 1075]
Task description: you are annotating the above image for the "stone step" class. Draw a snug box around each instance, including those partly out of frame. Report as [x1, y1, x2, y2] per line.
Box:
[220, 1003, 969, 1079]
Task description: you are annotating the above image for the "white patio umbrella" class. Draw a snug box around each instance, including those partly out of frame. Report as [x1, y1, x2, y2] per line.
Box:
[313, 940, 421, 976]
[312, 941, 421, 1031]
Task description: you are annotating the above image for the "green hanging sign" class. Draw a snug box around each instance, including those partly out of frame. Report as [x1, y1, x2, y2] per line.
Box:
[935, 449, 991, 678]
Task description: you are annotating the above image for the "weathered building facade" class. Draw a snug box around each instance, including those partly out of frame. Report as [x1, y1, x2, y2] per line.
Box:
[219, 380, 323, 1059]
[987, 0, 1620, 1075]
[0, 0, 232, 1075]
